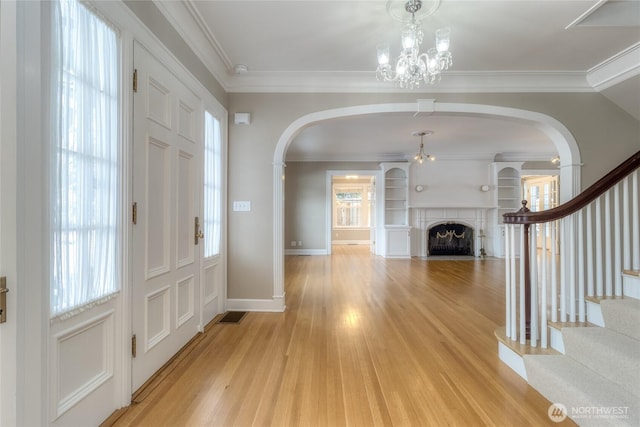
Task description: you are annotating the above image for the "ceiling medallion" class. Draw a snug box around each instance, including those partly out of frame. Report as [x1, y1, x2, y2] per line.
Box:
[376, 0, 452, 89]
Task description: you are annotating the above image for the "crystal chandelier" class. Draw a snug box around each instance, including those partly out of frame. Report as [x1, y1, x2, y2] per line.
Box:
[412, 131, 435, 163]
[376, 0, 452, 89]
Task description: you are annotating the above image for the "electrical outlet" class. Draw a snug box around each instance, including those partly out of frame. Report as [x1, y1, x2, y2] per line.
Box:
[291, 241, 296, 247]
[298, 241, 302, 246]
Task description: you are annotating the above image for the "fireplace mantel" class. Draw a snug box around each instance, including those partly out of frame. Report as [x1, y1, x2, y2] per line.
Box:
[410, 206, 492, 257]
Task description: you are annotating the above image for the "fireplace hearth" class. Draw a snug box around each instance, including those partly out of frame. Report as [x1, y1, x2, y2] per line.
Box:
[428, 223, 474, 256]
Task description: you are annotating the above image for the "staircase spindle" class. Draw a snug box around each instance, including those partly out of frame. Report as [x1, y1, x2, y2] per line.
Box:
[551, 220, 558, 323]
[577, 211, 585, 322]
[568, 215, 576, 322]
[520, 224, 527, 344]
[505, 224, 511, 338]
[510, 224, 517, 340]
[633, 170, 639, 270]
[605, 192, 613, 296]
[622, 177, 630, 270]
[614, 183, 622, 295]
[595, 198, 604, 296]
[560, 219, 567, 322]
[541, 222, 548, 348]
[586, 205, 594, 297]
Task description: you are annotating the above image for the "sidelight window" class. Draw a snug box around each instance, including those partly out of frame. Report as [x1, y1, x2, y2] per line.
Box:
[203, 111, 222, 258]
[50, 0, 120, 318]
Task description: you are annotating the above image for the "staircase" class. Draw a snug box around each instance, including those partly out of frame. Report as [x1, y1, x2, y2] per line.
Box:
[496, 151, 640, 426]
[524, 272, 640, 426]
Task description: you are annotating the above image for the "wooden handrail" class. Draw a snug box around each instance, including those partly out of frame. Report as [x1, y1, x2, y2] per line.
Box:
[504, 150, 640, 224]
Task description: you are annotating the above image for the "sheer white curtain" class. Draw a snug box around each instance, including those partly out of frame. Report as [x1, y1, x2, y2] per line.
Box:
[203, 111, 221, 258]
[50, 0, 120, 318]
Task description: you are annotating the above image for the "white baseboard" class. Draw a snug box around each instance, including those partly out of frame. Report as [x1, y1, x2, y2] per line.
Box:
[284, 249, 328, 256]
[332, 240, 369, 245]
[226, 294, 286, 312]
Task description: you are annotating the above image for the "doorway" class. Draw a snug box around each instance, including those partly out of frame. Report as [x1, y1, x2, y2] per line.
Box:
[331, 176, 375, 248]
[326, 171, 380, 255]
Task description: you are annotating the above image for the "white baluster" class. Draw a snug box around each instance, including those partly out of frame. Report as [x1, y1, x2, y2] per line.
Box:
[633, 170, 639, 270]
[530, 223, 538, 347]
[605, 191, 613, 296]
[577, 211, 585, 322]
[595, 198, 604, 296]
[560, 219, 566, 322]
[510, 224, 517, 340]
[551, 220, 558, 323]
[569, 215, 576, 322]
[614, 183, 622, 296]
[622, 176, 630, 270]
[505, 224, 511, 338]
[586, 204, 594, 297]
[541, 222, 548, 348]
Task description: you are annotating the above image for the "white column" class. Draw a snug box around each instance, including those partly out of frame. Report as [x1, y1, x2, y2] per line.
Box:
[273, 162, 286, 310]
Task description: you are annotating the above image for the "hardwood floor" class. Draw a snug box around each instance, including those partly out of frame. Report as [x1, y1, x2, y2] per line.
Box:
[110, 245, 575, 426]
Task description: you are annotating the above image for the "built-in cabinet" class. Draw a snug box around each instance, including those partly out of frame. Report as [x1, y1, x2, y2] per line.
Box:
[496, 166, 522, 223]
[381, 162, 411, 258]
[492, 162, 523, 257]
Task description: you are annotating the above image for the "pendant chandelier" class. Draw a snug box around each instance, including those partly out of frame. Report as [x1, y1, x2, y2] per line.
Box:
[412, 131, 435, 164]
[376, 0, 452, 89]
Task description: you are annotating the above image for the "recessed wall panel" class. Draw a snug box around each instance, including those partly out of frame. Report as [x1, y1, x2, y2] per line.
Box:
[146, 286, 171, 351]
[176, 275, 195, 327]
[204, 264, 218, 304]
[147, 77, 171, 129]
[178, 100, 195, 143]
[147, 139, 170, 277]
[177, 151, 194, 268]
[54, 311, 114, 418]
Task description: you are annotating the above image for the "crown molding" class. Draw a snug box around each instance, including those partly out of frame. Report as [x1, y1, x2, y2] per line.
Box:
[587, 42, 640, 91]
[153, 0, 635, 95]
[152, 0, 233, 89]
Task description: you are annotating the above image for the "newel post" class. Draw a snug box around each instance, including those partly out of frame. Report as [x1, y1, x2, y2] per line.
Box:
[516, 200, 531, 339]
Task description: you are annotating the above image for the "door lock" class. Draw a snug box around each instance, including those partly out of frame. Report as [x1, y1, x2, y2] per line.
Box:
[194, 217, 204, 245]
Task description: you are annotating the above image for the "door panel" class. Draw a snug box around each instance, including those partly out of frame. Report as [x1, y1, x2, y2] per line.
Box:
[132, 42, 203, 391]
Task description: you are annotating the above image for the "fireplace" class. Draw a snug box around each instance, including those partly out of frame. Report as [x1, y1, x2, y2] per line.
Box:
[428, 223, 474, 256]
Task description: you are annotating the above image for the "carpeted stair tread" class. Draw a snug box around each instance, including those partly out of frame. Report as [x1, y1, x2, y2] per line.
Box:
[600, 298, 640, 341]
[524, 355, 639, 427]
[561, 327, 640, 398]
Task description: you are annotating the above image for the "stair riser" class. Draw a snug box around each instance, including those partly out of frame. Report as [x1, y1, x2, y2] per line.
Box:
[622, 273, 640, 299]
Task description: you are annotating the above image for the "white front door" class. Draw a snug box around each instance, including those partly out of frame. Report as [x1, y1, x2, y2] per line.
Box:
[0, 1, 17, 424]
[132, 42, 203, 391]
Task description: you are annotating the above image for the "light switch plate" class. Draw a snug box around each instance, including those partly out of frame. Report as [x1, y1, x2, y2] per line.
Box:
[233, 201, 251, 212]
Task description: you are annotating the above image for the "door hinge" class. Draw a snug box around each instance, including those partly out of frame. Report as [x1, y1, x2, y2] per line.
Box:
[132, 334, 137, 358]
[132, 202, 137, 225]
[133, 69, 138, 93]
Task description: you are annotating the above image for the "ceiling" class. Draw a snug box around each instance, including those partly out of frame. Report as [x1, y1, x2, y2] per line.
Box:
[157, 0, 640, 162]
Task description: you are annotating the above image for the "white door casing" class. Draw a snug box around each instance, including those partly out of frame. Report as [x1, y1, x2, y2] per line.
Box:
[131, 42, 203, 391]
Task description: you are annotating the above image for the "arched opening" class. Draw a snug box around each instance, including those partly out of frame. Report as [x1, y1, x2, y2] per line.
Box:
[271, 102, 582, 311]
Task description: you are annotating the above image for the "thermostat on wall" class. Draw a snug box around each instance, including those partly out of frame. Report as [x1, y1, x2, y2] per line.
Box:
[415, 185, 424, 192]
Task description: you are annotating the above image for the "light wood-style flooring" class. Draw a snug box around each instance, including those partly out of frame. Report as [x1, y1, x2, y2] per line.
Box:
[110, 245, 575, 426]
